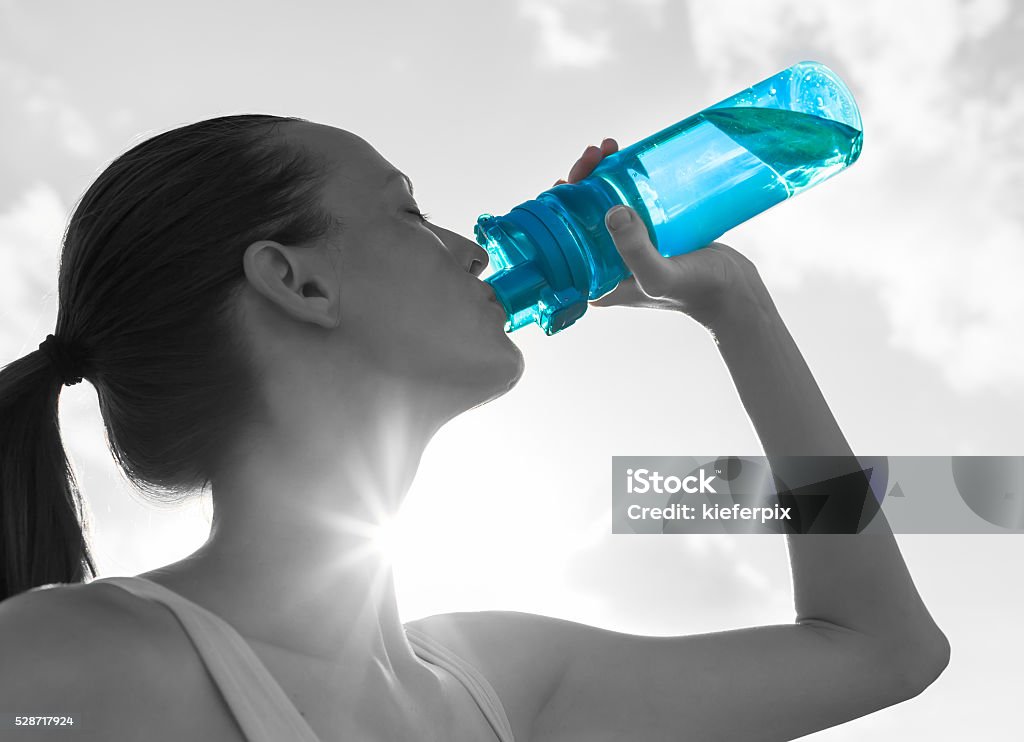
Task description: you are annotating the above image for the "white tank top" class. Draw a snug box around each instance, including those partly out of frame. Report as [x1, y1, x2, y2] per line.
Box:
[86, 575, 516, 742]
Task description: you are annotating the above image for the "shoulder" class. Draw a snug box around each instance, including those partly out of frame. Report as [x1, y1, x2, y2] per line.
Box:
[0, 581, 241, 740]
[1, 581, 142, 657]
[406, 609, 598, 740]
[0, 580, 179, 668]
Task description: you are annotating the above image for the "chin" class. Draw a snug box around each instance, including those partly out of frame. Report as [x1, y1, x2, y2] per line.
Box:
[461, 341, 525, 410]
[494, 333, 525, 388]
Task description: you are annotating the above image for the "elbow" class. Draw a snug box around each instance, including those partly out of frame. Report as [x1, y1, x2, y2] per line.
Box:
[885, 628, 951, 701]
[916, 629, 952, 691]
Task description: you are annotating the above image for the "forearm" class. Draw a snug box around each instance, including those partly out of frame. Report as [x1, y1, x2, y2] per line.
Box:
[707, 283, 948, 667]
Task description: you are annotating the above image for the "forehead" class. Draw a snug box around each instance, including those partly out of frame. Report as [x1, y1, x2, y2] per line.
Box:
[282, 122, 397, 204]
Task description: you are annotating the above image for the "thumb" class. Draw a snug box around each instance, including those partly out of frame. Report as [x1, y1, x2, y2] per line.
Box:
[604, 206, 673, 298]
[589, 274, 648, 307]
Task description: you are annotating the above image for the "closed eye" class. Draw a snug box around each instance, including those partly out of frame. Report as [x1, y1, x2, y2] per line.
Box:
[407, 208, 431, 222]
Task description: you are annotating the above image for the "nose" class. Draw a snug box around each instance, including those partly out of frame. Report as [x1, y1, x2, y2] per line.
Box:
[434, 225, 490, 277]
[468, 252, 487, 277]
[457, 234, 490, 277]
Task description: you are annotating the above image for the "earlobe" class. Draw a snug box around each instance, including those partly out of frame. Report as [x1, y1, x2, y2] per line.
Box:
[242, 240, 341, 329]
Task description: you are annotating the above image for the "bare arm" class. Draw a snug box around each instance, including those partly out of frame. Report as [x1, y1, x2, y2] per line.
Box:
[409, 143, 948, 742]
[417, 268, 949, 742]
[416, 286, 949, 741]
[710, 278, 949, 662]
[567, 140, 949, 664]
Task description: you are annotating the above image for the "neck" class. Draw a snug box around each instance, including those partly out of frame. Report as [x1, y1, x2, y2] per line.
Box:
[144, 377, 448, 682]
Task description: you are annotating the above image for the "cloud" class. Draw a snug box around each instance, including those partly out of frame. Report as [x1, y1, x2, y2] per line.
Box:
[684, 0, 1024, 394]
[519, 0, 614, 69]
[517, 0, 671, 68]
[616, 0, 668, 25]
[560, 532, 791, 634]
[0, 183, 65, 351]
[0, 58, 101, 159]
[23, 91, 100, 158]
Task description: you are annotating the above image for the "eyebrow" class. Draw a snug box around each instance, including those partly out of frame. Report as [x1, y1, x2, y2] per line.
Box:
[385, 170, 415, 196]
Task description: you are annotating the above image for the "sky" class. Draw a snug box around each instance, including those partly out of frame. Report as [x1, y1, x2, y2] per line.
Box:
[1, 0, 1022, 739]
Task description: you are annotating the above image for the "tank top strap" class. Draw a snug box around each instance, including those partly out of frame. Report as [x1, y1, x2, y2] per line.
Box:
[403, 625, 516, 742]
[91, 575, 320, 742]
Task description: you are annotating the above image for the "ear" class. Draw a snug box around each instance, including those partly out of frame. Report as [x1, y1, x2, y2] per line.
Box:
[242, 240, 341, 329]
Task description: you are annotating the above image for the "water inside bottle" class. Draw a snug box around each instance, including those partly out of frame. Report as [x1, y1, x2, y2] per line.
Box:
[543, 107, 862, 299]
[700, 107, 862, 192]
[632, 106, 861, 256]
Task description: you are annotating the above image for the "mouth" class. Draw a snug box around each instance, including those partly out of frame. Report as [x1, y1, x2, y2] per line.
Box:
[478, 282, 508, 317]
[476, 280, 498, 305]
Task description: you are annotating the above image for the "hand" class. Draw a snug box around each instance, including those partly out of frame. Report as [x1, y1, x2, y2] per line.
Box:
[557, 138, 770, 330]
[553, 138, 620, 187]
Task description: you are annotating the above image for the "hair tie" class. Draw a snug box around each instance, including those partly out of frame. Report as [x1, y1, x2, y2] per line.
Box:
[38, 334, 86, 386]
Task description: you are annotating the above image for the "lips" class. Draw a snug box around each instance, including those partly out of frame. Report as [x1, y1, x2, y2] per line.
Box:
[477, 281, 499, 305]
[476, 283, 507, 321]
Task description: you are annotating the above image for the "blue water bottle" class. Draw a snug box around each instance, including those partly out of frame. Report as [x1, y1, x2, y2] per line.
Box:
[475, 60, 863, 335]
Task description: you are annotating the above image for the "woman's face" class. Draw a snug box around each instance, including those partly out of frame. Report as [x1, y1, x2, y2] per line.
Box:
[285, 122, 524, 408]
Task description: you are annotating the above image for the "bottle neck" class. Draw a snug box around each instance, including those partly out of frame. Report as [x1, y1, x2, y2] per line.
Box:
[477, 198, 592, 335]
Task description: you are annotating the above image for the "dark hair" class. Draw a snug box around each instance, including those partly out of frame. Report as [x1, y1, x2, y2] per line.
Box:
[1, 114, 340, 601]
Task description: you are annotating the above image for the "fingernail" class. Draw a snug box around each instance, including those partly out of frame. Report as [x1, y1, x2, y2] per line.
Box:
[607, 206, 632, 231]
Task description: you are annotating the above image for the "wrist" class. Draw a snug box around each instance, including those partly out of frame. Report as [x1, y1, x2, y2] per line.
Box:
[703, 274, 780, 342]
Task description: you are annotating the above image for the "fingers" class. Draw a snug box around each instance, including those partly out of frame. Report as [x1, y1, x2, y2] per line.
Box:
[568, 145, 603, 183]
[564, 137, 620, 184]
[604, 206, 673, 298]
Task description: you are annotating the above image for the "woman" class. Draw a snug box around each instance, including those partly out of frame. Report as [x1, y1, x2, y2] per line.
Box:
[0, 115, 948, 741]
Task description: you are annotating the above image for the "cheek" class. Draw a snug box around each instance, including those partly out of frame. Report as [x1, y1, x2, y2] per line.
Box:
[336, 232, 488, 360]
[339, 274, 464, 367]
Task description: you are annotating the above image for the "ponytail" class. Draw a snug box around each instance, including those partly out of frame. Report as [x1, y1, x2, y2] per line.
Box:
[1, 113, 338, 602]
[0, 349, 96, 602]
